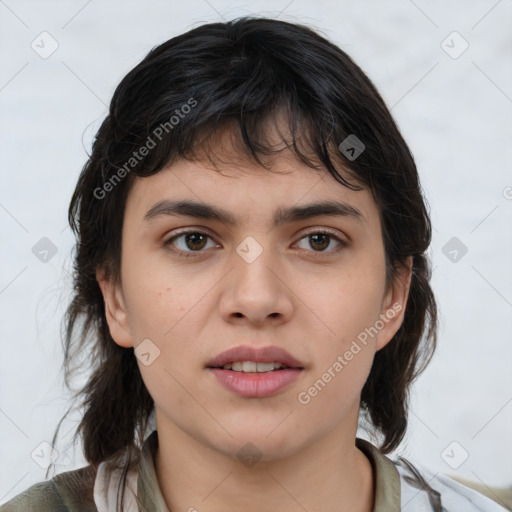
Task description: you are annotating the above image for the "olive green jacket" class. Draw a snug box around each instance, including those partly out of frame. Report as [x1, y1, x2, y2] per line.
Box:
[1, 430, 508, 511]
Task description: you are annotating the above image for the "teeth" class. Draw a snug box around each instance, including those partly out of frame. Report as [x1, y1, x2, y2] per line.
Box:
[255, 362, 276, 372]
[242, 361, 257, 372]
[221, 361, 286, 372]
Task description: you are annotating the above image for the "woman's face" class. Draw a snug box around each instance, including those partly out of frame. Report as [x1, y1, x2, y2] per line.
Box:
[98, 141, 410, 462]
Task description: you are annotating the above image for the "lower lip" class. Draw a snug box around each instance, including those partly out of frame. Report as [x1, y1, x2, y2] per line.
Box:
[209, 368, 303, 398]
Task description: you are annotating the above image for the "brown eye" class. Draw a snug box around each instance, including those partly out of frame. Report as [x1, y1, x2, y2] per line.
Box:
[164, 230, 217, 255]
[182, 232, 208, 251]
[296, 230, 347, 253]
[309, 233, 330, 251]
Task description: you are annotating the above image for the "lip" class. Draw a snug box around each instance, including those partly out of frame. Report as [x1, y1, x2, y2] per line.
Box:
[206, 345, 304, 369]
[206, 345, 305, 398]
[209, 368, 303, 398]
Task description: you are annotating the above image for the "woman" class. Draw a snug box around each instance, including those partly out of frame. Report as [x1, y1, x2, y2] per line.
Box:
[1, 17, 506, 512]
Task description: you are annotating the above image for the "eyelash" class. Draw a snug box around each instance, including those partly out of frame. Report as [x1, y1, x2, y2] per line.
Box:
[163, 228, 349, 258]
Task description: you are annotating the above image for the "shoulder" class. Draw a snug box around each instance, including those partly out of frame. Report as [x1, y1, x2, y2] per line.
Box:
[0, 465, 98, 512]
[393, 456, 509, 511]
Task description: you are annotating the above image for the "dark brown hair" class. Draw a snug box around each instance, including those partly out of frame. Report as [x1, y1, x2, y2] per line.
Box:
[48, 16, 437, 510]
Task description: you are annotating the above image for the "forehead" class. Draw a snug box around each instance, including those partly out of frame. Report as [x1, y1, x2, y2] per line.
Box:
[123, 153, 382, 238]
[125, 119, 378, 227]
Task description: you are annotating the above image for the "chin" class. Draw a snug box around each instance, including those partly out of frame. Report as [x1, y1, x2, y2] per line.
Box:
[209, 424, 310, 464]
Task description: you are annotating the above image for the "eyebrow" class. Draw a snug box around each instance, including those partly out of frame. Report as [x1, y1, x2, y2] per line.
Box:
[144, 199, 365, 227]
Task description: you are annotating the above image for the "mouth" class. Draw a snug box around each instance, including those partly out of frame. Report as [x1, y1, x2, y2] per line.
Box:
[206, 345, 305, 397]
[206, 344, 305, 371]
[214, 361, 296, 372]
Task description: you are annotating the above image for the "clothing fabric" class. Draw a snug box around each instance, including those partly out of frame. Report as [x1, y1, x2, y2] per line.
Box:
[1, 430, 507, 511]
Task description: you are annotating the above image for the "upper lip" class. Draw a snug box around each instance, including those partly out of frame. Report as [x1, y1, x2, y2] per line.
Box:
[206, 345, 304, 369]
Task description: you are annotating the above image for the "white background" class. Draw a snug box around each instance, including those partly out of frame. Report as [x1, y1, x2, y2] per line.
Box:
[1, 0, 511, 504]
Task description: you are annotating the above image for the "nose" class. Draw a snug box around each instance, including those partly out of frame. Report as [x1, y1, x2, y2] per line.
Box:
[218, 243, 294, 327]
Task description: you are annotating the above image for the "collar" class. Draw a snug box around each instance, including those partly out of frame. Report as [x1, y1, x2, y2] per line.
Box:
[356, 437, 401, 511]
[135, 431, 401, 511]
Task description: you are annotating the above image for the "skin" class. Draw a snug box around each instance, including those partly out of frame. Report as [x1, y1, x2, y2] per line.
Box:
[97, 128, 412, 512]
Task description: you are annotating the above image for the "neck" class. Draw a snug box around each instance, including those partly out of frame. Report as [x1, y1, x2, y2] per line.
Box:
[154, 411, 374, 512]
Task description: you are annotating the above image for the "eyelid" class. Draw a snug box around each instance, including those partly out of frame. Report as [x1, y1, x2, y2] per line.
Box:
[162, 227, 219, 249]
[298, 227, 349, 243]
[293, 228, 349, 254]
[164, 226, 216, 240]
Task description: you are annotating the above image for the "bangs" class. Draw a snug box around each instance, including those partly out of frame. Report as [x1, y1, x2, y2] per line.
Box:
[104, 19, 381, 193]
[174, 105, 364, 191]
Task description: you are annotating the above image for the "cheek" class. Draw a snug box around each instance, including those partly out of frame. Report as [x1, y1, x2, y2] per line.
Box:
[297, 334, 375, 417]
[298, 253, 385, 400]
[120, 255, 211, 383]
[120, 252, 192, 340]
[305, 260, 386, 344]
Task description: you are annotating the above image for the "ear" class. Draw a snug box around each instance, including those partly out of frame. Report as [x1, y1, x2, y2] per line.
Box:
[96, 268, 134, 348]
[375, 256, 413, 351]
